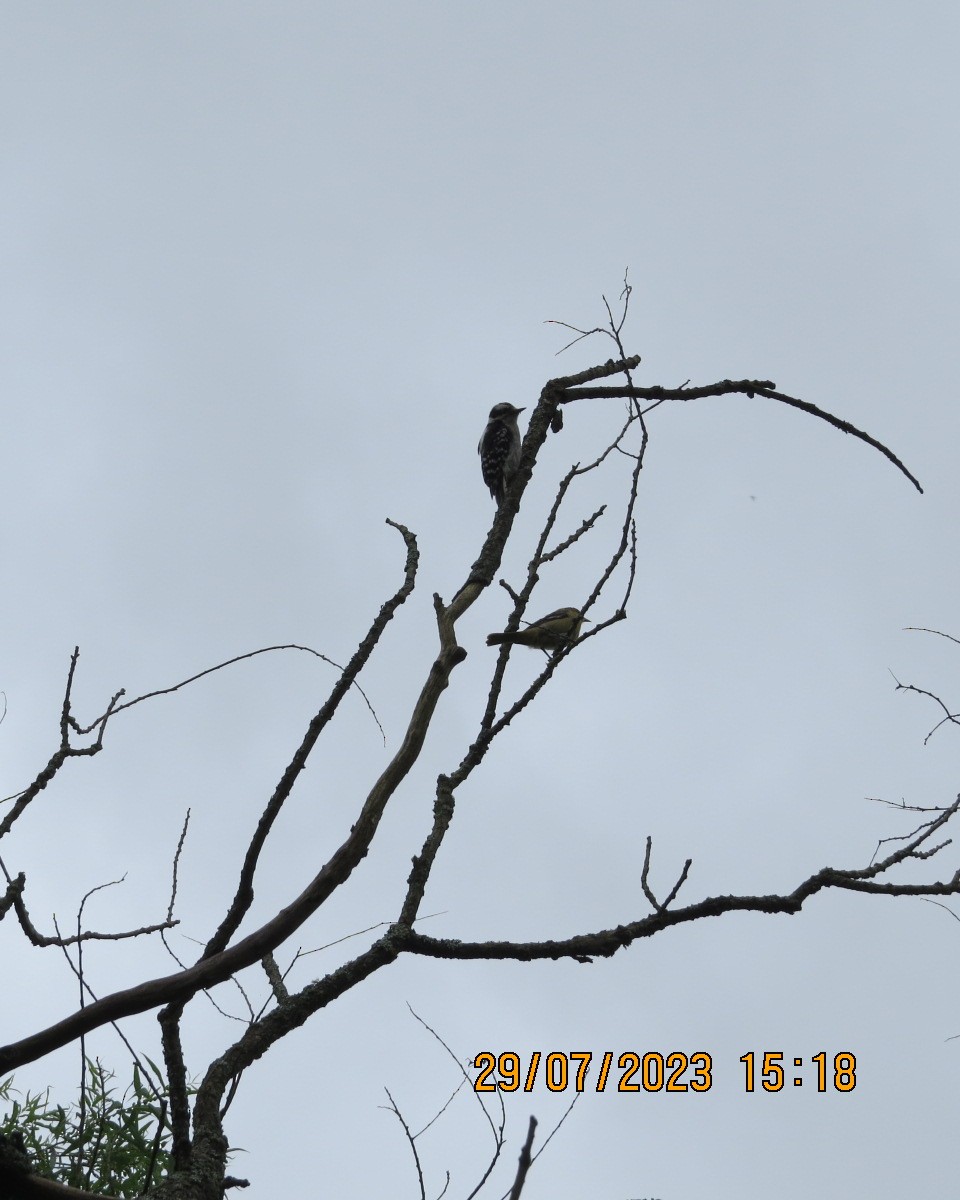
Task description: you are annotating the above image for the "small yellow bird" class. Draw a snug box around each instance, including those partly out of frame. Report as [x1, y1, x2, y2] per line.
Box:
[486, 607, 587, 652]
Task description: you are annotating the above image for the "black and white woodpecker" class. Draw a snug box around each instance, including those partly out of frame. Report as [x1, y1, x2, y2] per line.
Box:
[478, 402, 525, 506]
[486, 607, 587, 653]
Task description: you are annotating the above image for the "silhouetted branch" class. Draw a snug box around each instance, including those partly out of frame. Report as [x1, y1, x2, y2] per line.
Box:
[382, 1088, 426, 1200]
[396, 795, 960, 964]
[559, 378, 922, 493]
[506, 1116, 537, 1200]
[72, 642, 385, 744]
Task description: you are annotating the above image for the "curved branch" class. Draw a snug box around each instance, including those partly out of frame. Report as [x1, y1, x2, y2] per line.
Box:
[397, 798, 960, 964]
[560, 378, 923, 493]
[201, 519, 418, 962]
[12, 891, 177, 947]
[0, 524, 470, 1079]
[398, 866, 960, 964]
[72, 643, 385, 743]
[751, 384, 923, 493]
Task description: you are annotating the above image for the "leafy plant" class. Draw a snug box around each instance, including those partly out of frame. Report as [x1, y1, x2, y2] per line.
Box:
[0, 1058, 177, 1197]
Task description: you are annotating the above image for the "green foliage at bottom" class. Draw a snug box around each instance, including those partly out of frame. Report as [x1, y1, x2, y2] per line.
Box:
[0, 1058, 175, 1197]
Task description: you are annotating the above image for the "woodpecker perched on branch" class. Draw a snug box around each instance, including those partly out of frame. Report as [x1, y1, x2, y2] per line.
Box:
[486, 607, 587, 652]
[478, 402, 524, 505]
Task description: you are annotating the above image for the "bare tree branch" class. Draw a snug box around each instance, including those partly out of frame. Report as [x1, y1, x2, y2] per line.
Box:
[72, 642, 385, 744]
[1, 322, 939, 1200]
[396, 796, 960, 965]
[506, 1115, 537, 1200]
[0, 650, 122, 840]
[559, 378, 922, 493]
[383, 1087, 426, 1200]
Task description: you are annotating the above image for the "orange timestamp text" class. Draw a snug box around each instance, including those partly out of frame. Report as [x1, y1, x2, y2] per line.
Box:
[473, 1050, 713, 1094]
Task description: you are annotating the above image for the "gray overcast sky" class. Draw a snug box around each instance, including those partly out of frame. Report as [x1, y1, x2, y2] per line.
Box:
[2, 3, 960, 1197]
